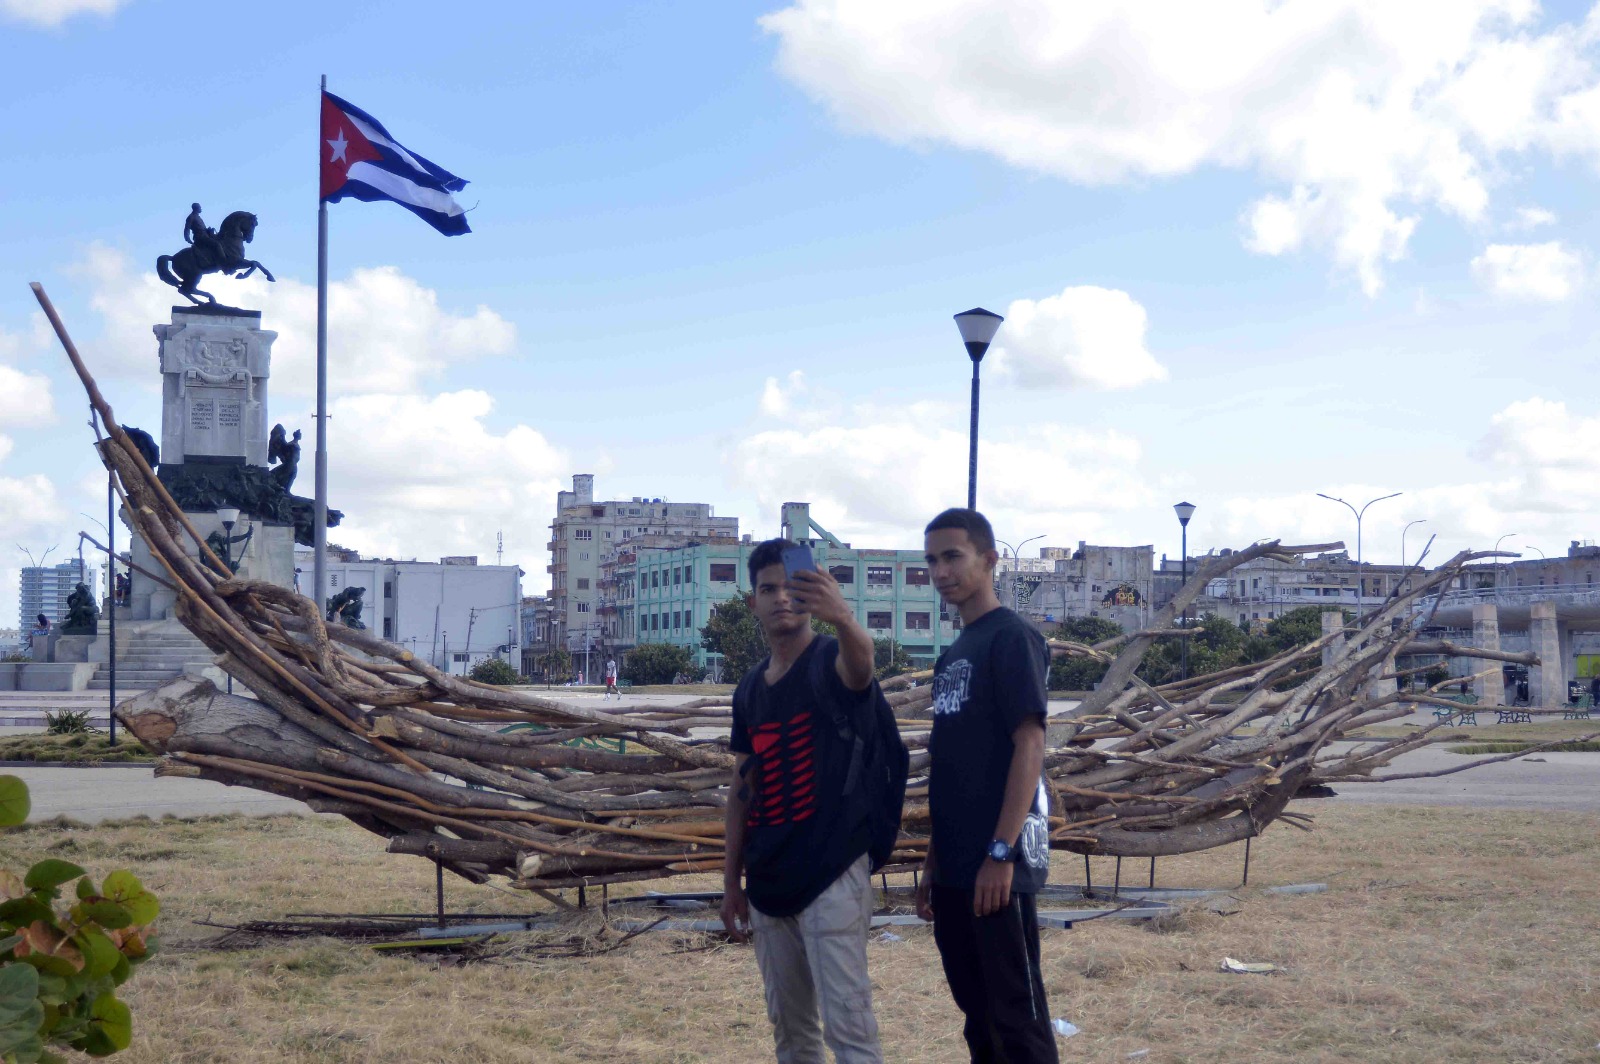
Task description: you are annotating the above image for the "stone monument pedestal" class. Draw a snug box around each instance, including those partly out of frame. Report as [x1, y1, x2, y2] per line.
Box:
[129, 509, 296, 622]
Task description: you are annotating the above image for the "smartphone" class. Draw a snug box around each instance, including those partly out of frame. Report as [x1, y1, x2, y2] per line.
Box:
[781, 544, 817, 581]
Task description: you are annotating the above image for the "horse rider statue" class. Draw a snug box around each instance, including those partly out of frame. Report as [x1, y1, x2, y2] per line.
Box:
[157, 203, 276, 305]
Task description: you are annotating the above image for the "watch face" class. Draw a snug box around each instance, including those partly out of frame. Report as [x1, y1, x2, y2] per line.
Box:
[988, 840, 1011, 861]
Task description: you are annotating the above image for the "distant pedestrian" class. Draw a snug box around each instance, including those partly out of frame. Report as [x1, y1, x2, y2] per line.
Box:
[604, 657, 619, 701]
[1588, 674, 1599, 705]
[918, 507, 1058, 1064]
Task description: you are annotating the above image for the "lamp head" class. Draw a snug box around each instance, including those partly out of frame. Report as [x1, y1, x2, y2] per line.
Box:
[954, 307, 1004, 362]
[217, 506, 240, 528]
[1173, 501, 1197, 526]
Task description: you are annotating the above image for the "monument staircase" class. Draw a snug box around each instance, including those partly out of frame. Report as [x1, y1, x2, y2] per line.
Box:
[87, 623, 212, 691]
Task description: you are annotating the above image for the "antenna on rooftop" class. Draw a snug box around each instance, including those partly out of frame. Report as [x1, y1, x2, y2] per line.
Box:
[496, 530, 503, 567]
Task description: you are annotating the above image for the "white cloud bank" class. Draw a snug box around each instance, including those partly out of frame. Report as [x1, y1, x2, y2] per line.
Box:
[762, 0, 1600, 295]
[1471, 241, 1585, 300]
[1, 0, 126, 28]
[76, 244, 515, 397]
[70, 248, 565, 586]
[990, 286, 1167, 390]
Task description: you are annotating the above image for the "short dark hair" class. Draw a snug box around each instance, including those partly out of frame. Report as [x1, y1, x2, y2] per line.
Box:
[924, 508, 996, 554]
[747, 538, 797, 588]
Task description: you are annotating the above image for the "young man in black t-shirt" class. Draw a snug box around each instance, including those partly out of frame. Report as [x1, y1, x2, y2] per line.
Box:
[917, 508, 1058, 1063]
[722, 538, 886, 1063]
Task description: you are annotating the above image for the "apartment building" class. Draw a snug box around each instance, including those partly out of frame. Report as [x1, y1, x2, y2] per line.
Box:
[19, 560, 97, 631]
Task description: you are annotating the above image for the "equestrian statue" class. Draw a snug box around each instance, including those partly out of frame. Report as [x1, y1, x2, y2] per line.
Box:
[156, 203, 275, 305]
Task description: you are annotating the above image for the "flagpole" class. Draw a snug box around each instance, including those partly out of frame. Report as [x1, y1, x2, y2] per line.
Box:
[313, 73, 329, 616]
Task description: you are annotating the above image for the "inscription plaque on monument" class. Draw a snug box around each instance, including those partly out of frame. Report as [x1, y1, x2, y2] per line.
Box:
[155, 306, 276, 464]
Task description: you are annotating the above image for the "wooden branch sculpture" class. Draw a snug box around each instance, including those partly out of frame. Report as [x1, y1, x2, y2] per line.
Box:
[33, 282, 1597, 891]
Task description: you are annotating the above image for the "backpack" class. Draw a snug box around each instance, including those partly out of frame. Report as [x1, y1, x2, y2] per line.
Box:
[806, 641, 911, 873]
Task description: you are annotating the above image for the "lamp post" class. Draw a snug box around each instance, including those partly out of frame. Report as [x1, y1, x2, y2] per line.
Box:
[1316, 491, 1400, 616]
[1401, 519, 1426, 569]
[216, 508, 247, 693]
[996, 534, 1045, 612]
[1493, 533, 1517, 589]
[954, 308, 1004, 511]
[1174, 502, 1196, 679]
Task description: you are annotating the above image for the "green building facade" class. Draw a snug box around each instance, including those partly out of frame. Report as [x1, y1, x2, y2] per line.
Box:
[627, 540, 956, 675]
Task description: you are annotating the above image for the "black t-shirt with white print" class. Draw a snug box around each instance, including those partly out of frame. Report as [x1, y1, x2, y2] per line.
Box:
[929, 607, 1052, 892]
[730, 635, 872, 918]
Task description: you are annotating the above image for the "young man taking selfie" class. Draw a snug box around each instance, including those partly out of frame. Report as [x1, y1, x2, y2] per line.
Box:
[721, 538, 892, 1063]
[917, 508, 1058, 1063]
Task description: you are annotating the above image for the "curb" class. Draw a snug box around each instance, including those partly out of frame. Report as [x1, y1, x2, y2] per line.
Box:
[0, 761, 154, 769]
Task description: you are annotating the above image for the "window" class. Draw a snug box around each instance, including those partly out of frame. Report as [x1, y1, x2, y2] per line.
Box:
[652, 571, 659, 588]
[574, 529, 592, 541]
[330, 574, 340, 589]
[905, 567, 930, 586]
[829, 565, 855, 584]
[905, 611, 931, 630]
[867, 566, 893, 586]
[576, 578, 590, 590]
[1239, 613, 1248, 625]
[577, 602, 590, 613]
[383, 582, 392, 599]
[579, 552, 590, 561]
[453, 653, 469, 663]
[382, 618, 392, 638]
[1252, 578, 1259, 590]
[867, 611, 892, 629]
[673, 568, 682, 585]
[711, 562, 736, 582]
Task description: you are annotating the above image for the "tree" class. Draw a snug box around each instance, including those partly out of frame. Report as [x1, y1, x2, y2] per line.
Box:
[701, 597, 766, 680]
[537, 647, 572, 682]
[624, 643, 697, 686]
[1050, 616, 1124, 646]
[1137, 614, 1248, 685]
[874, 638, 911, 679]
[468, 658, 522, 685]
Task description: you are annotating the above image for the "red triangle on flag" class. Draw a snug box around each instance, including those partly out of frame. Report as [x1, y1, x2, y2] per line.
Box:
[320, 94, 383, 200]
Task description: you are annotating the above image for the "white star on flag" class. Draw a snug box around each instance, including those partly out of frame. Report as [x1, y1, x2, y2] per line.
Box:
[327, 129, 349, 164]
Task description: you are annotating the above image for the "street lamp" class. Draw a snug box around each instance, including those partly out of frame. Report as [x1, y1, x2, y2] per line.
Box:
[1316, 491, 1400, 615]
[1174, 502, 1196, 679]
[954, 308, 1004, 511]
[1493, 533, 1517, 589]
[215, 508, 250, 695]
[996, 534, 1045, 612]
[1401, 519, 1427, 569]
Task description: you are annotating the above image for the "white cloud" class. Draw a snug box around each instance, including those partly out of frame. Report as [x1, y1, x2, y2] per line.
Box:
[75, 244, 515, 397]
[762, 1, 1600, 294]
[1471, 241, 1585, 300]
[1512, 205, 1558, 228]
[293, 389, 567, 580]
[759, 370, 809, 417]
[1, 0, 126, 28]
[990, 285, 1167, 390]
[728, 392, 1151, 548]
[0, 323, 55, 430]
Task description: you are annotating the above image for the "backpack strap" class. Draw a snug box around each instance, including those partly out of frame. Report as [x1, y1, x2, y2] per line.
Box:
[807, 636, 867, 796]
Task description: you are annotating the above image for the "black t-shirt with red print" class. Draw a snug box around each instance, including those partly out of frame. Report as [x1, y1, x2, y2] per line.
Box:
[731, 635, 872, 918]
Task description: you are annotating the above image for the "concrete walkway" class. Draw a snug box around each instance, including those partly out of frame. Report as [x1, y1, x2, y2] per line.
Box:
[4, 765, 315, 823]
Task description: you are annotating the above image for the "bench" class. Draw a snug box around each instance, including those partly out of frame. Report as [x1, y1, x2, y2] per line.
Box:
[1433, 693, 1478, 726]
[1496, 708, 1533, 725]
[1564, 694, 1592, 720]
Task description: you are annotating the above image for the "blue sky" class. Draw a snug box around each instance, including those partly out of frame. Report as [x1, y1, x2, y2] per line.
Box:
[4, 0, 1600, 624]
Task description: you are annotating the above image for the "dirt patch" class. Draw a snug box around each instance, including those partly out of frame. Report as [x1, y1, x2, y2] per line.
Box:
[0, 805, 1596, 1061]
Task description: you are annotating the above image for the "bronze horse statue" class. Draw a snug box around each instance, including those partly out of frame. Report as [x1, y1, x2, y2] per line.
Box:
[156, 209, 275, 305]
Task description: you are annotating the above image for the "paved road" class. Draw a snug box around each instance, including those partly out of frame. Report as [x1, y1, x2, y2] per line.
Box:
[1326, 745, 1600, 812]
[4, 691, 1597, 822]
[4, 765, 315, 822]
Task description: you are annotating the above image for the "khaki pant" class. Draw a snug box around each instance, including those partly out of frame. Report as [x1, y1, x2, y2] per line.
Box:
[749, 854, 883, 1063]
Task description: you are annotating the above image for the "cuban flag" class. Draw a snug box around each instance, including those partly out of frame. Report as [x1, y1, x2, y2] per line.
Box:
[320, 92, 470, 236]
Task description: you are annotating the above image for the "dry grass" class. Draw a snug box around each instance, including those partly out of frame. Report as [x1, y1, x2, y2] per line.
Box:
[1351, 719, 1600, 742]
[2, 803, 1597, 1062]
[0, 731, 154, 763]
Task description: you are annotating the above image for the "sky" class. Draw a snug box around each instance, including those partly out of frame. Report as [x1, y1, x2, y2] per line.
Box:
[4, 0, 1600, 625]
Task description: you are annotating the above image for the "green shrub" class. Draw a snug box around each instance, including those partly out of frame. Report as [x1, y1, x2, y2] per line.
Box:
[43, 712, 92, 736]
[0, 774, 158, 1061]
[467, 659, 523, 686]
[623, 643, 697, 686]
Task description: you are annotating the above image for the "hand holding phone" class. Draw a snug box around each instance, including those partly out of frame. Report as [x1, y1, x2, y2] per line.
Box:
[780, 544, 816, 580]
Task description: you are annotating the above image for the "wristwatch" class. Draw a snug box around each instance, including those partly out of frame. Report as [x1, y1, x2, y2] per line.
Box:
[986, 839, 1018, 863]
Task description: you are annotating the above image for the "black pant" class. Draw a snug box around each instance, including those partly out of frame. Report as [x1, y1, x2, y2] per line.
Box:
[931, 886, 1058, 1064]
